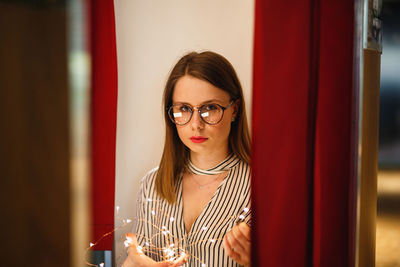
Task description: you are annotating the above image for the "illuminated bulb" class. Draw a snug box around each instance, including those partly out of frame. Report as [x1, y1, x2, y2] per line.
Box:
[162, 226, 167, 230]
[243, 207, 249, 213]
[124, 236, 133, 247]
[151, 210, 156, 216]
[170, 243, 175, 247]
[180, 252, 186, 257]
[126, 219, 132, 223]
[145, 242, 150, 246]
[99, 263, 104, 267]
[239, 215, 245, 220]
[201, 264, 206, 267]
[116, 206, 120, 212]
[170, 216, 175, 222]
[209, 239, 215, 243]
[202, 226, 208, 231]
[137, 246, 143, 254]
[147, 198, 152, 202]
[165, 248, 175, 258]
[162, 230, 170, 236]
[90, 243, 94, 247]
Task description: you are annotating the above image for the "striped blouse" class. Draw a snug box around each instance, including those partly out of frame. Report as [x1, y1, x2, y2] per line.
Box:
[134, 155, 251, 267]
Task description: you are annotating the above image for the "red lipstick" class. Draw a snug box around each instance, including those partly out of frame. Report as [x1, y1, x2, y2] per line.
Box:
[190, 136, 208, 143]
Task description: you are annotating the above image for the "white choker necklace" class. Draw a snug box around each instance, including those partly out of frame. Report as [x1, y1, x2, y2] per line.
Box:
[187, 154, 240, 176]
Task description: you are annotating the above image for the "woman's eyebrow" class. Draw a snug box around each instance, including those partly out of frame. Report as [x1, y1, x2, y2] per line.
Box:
[201, 99, 224, 104]
[173, 99, 224, 105]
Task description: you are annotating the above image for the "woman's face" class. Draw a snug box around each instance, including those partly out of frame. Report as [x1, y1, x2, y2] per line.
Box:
[172, 75, 237, 157]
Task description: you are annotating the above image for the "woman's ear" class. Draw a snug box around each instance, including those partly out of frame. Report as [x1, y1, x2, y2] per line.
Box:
[231, 99, 240, 121]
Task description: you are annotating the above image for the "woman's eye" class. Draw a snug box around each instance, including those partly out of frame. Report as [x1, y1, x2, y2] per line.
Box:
[180, 105, 191, 112]
[203, 104, 219, 111]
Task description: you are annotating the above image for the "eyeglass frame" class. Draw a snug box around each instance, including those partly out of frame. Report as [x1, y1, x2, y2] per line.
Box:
[167, 100, 235, 126]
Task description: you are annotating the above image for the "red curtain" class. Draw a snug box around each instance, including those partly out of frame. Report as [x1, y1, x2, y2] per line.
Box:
[252, 1, 355, 266]
[90, 0, 118, 250]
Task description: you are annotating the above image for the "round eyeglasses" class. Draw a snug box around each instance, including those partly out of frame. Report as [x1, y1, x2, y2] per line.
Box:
[167, 101, 234, 125]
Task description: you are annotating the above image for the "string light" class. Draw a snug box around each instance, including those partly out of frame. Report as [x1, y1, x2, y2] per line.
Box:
[124, 236, 133, 248]
[86, 202, 250, 267]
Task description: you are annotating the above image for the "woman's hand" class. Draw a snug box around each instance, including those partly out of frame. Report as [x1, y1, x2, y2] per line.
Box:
[223, 222, 251, 267]
[123, 233, 188, 267]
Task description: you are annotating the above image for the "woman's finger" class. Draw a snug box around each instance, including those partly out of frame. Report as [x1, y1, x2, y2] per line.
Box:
[125, 233, 141, 256]
[223, 235, 241, 262]
[226, 228, 246, 256]
[223, 223, 251, 266]
[124, 233, 188, 267]
[231, 223, 251, 254]
[124, 233, 157, 267]
[237, 222, 251, 241]
[169, 252, 189, 267]
[227, 223, 251, 255]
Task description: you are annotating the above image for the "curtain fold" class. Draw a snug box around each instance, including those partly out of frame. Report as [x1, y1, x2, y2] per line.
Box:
[90, 0, 118, 250]
[252, 0, 355, 266]
[313, 1, 354, 266]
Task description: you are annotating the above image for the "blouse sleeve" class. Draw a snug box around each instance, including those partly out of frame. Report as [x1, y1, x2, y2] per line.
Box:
[237, 199, 251, 227]
[133, 170, 160, 259]
[134, 177, 147, 247]
[235, 170, 252, 227]
[243, 207, 252, 227]
[118, 176, 148, 266]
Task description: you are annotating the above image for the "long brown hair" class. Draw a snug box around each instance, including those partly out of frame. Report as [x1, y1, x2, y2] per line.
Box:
[155, 51, 251, 203]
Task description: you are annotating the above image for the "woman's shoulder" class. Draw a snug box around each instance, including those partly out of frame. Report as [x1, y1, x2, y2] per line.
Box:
[141, 166, 159, 180]
[230, 157, 251, 186]
[232, 157, 251, 175]
[139, 166, 159, 192]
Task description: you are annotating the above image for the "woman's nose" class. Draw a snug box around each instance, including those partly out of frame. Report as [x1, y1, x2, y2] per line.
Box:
[190, 109, 205, 129]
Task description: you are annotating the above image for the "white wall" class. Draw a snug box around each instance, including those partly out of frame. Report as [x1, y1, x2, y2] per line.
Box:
[114, 0, 254, 263]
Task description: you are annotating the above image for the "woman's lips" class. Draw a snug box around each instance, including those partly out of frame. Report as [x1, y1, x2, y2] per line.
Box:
[190, 136, 208, 143]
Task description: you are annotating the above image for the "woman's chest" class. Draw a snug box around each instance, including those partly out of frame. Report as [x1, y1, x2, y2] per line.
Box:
[143, 175, 249, 265]
[181, 177, 222, 233]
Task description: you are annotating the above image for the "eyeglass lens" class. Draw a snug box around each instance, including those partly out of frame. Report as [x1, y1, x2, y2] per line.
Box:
[170, 104, 224, 125]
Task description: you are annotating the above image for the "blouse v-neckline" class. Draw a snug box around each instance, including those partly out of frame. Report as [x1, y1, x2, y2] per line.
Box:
[178, 168, 233, 237]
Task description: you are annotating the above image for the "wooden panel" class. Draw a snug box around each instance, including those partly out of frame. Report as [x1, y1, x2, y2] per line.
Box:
[0, 2, 70, 267]
[358, 48, 381, 267]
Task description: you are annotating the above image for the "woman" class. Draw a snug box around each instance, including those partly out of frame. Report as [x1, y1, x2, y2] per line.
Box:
[123, 51, 251, 267]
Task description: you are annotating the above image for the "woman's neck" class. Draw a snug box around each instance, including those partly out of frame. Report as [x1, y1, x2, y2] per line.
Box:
[190, 148, 230, 170]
